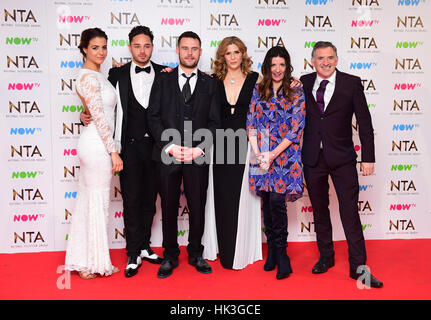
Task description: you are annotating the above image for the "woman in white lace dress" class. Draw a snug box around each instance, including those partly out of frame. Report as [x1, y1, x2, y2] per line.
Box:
[65, 28, 123, 279]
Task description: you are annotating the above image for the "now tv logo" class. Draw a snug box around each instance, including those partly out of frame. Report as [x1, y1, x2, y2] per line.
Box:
[8, 83, 40, 91]
[305, 0, 333, 4]
[58, 15, 90, 23]
[60, 61, 84, 69]
[13, 214, 44, 222]
[11, 171, 42, 179]
[392, 123, 419, 131]
[10, 128, 41, 135]
[161, 17, 190, 25]
[397, 0, 423, 6]
[257, 18, 286, 26]
[389, 203, 416, 211]
[162, 61, 179, 68]
[394, 83, 421, 90]
[391, 164, 418, 171]
[396, 41, 424, 48]
[301, 206, 313, 213]
[64, 191, 77, 199]
[62, 105, 84, 112]
[359, 184, 373, 192]
[351, 20, 379, 28]
[64, 149, 77, 156]
[5, 37, 38, 45]
[349, 62, 377, 70]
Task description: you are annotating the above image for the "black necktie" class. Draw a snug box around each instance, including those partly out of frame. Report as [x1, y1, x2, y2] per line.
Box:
[316, 79, 329, 114]
[135, 65, 151, 74]
[182, 73, 195, 102]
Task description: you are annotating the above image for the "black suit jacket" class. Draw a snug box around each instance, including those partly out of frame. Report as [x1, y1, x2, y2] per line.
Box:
[300, 69, 375, 169]
[147, 67, 221, 163]
[107, 61, 164, 153]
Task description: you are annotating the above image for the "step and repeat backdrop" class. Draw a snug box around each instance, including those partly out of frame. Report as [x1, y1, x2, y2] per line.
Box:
[1, 0, 430, 253]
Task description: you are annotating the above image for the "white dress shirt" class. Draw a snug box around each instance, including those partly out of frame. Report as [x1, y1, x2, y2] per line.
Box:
[178, 65, 198, 94]
[312, 70, 336, 112]
[165, 65, 203, 156]
[130, 60, 155, 109]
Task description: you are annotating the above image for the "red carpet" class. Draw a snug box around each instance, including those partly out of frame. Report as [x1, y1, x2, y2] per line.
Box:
[0, 239, 430, 300]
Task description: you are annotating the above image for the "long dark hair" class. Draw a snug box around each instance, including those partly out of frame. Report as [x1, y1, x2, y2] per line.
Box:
[258, 46, 294, 102]
[78, 27, 108, 60]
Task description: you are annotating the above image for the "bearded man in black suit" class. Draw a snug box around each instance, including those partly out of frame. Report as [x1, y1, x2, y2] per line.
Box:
[148, 31, 221, 279]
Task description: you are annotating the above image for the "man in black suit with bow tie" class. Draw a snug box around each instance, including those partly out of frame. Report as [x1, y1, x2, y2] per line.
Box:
[300, 41, 383, 288]
[83, 26, 164, 277]
[148, 31, 221, 279]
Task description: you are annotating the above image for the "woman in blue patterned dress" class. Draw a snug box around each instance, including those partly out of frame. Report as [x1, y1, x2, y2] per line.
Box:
[247, 46, 305, 280]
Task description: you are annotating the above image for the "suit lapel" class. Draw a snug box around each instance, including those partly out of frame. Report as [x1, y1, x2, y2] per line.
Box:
[119, 62, 131, 115]
[304, 73, 319, 113]
[170, 68, 182, 119]
[192, 71, 206, 116]
[151, 61, 163, 74]
[324, 69, 341, 114]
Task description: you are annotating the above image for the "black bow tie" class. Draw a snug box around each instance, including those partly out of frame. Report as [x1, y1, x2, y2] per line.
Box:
[135, 65, 151, 74]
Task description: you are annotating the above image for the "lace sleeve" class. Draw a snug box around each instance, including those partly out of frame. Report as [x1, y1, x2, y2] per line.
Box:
[78, 73, 117, 153]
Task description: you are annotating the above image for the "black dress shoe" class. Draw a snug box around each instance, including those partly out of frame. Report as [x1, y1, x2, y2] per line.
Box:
[350, 269, 383, 288]
[312, 256, 335, 274]
[188, 257, 212, 274]
[157, 259, 178, 279]
[124, 255, 142, 278]
[140, 247, 163, 264]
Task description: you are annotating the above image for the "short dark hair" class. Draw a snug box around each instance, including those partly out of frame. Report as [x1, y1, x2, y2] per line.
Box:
[177, 31, 201, 47]
[78, 27, 108, 58]
[128, 25, 154, 44]
[311, 41, 338, 57]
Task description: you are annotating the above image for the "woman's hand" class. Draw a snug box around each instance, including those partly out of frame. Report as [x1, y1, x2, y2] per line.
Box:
[111, 152, 123, 173]
[113, 62, 126, 68]
[258, 151, 276, 171]
[161, 67, 173, 73]
[290, 77, 303, 89]
[80, 111, 92, 126]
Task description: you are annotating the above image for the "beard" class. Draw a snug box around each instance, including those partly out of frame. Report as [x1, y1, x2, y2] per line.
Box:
[179, 55, 199, 69]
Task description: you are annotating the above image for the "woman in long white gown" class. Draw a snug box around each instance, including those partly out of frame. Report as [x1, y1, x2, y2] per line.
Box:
[65, 28, 123, 279]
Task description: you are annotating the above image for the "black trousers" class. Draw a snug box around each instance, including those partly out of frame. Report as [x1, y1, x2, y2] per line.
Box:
[159, 163, 209, 261]
[303, 150, 366, 271]
[260, 191, 288, 249]
[120, 137, 159, 257]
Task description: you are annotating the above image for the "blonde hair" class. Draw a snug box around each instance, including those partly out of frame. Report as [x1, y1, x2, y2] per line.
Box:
[213, 36, 253, 81]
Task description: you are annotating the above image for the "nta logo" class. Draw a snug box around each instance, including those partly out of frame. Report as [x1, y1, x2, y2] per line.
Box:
[3, 9, 36, 23]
